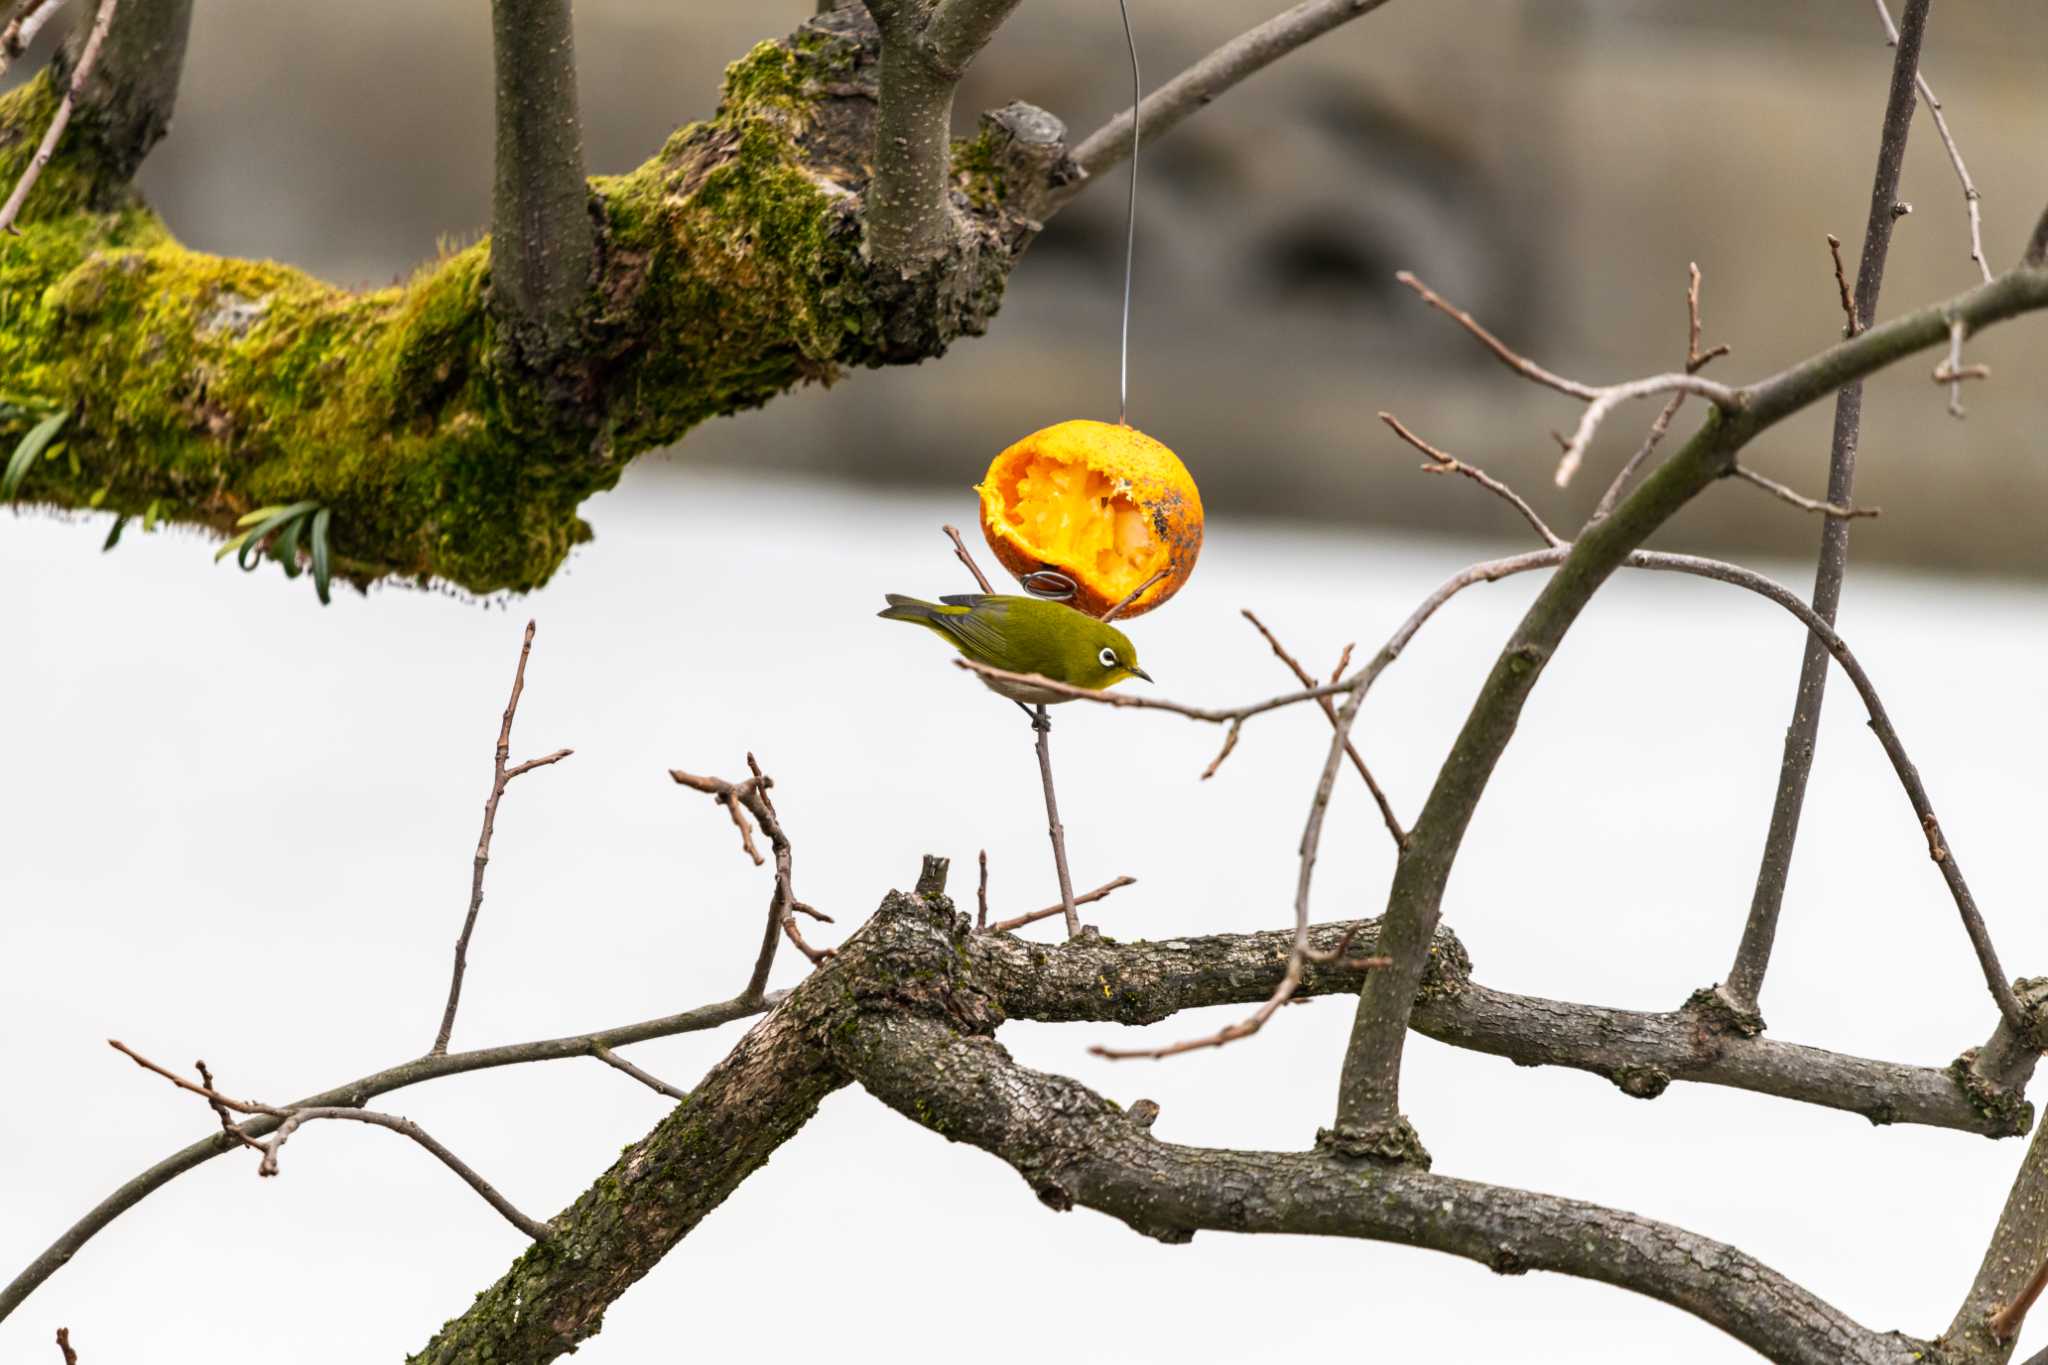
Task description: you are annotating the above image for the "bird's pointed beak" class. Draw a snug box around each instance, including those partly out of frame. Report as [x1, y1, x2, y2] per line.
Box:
[1129, 665, 1154, 684]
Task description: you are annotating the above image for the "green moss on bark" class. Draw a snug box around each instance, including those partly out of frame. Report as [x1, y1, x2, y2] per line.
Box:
[3, 14, 1038, 596]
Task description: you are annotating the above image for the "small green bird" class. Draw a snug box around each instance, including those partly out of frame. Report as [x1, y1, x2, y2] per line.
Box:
[879, 593, 1152, 706]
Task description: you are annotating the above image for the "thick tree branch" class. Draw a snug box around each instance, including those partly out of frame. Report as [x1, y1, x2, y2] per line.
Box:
[488, 0, 598, 365]
[849, 1010, 1922, 1364]
[47, 0, 187, 194]
[859, 0, 1019, 267]
[1721, 0, 1930, 1020]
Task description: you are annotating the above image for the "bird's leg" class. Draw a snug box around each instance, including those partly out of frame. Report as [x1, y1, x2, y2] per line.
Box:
[1030, 704, 1081, 938]
[1013, 698, 1040, 726]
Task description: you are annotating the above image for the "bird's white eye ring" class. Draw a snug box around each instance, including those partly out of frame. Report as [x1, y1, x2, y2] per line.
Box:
[1098, 646, 1119, 669]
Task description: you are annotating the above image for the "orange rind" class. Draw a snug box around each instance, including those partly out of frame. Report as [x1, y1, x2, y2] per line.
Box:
[974, 419, 1202, 619]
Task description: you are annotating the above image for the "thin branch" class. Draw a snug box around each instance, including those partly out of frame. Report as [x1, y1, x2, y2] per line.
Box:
[1721, 0, 1931, 1020]
[1931, 316, 1989, 418]
[986, 875, 1135, 934]
[110, 1042, 551, 1241]
[943, 523, 994, 593]
[1731, 465, 1880, 520]
[0, 0, 66, 75]
[1379, 410, 1562, 546]
[1063, 0, 1394, 201]
[1240, 608, 1405, 846]
[1592, 263, 1728, 523]
[1396, 269, 1599, 400]
[976, 848, 989, 930]
[54, 1327, 76, 1365]
[487, 0, 597, 358]
[1391, 272, 1736, 489]
[1873, 0, 1992, 285]
[1828, 234, 1862, 336]
[1031, 706, 1082, 938]
[1101, 566, 1170, 623]
[434, 621, 571, 1057]
[592, 1044, 691, 1102]
[3, 990, 779, 1321]
[0, 0, 114, 237]
[670, 760, 835, 975]
[1552, 373, 1737, 489]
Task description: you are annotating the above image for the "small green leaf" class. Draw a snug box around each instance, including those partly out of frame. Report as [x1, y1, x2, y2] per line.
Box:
[102, 515, 128, 552]
[63, 443, 78, 478]
[235, 504, 291, 529]
[143, 499, 161, 532]
[274, 511, 305, 578]
[213, 529, 253, 563]
[310, 506, 332, 605]
[2, 410, 68, 498]
[87, 484, 109, 508]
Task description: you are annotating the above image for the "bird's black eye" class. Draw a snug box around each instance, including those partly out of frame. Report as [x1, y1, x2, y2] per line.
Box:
[1098, 646, 1119, 668]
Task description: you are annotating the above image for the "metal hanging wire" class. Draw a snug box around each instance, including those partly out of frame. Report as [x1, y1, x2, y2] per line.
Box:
[1114, 0, 1140, 426]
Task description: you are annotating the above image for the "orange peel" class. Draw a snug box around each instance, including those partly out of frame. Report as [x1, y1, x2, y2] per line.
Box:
[974, 419, 1202, 619]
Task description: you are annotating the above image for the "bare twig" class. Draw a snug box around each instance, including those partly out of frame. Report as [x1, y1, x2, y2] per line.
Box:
[1379, 411, 1561, 547]
[1241, 608, 1406, 846]
[433, 621, 571, 1056]
[592, 1044, 691, 1103]
[1197, 719, 1242, 781]
[943, 524, 994, 594]
[1592, 264, 1729, 522]
[1684, 262, 1730, 369]
[5, 989, 780, 1320]
[1731, 465, 1880, 521]
[1391, 272, 1736, 489]
[1722, 0, 1931, 1019]
[1101, 566, 1170, 623]
[0, 0, 67, 74]
[1030, 706, 1082, 938]
[1873, 0, 1992, 285]
[1931, 317, 1989, 418]
[0, 0, 114, 236]
[1828, 234, 1862, 336]
[670, 758, 835, 983]
[110, 1042, 552, 1241]
[976, 849, 989, 931]
[986, 875, 1135, 934]
[53, 1327, 76, 1365]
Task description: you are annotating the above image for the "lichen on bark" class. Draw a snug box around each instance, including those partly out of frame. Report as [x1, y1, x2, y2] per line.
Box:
[0, 9, 1049, 595]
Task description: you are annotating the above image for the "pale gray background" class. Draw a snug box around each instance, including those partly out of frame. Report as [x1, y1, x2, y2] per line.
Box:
[5, 473, 2047, 1361]
[5, 0, 2048, 1359]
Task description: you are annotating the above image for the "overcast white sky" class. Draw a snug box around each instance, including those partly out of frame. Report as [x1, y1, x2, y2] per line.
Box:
[5, 465, 2047, 1362]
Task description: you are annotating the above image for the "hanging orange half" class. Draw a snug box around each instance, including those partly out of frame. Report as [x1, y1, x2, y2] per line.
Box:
[974, 419, 1202, 620]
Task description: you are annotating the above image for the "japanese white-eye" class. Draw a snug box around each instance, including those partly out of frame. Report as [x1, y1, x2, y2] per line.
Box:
[879, 593, 1152, 705]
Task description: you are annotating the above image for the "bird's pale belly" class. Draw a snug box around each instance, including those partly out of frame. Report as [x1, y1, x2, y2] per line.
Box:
[977, 673, 1082, 706]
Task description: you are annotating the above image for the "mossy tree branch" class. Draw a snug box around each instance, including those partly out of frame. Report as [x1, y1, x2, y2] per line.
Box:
[487, 0, 597, 372]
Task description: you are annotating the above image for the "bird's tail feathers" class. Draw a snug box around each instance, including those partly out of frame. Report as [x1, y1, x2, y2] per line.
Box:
[878, 593, 939, 624]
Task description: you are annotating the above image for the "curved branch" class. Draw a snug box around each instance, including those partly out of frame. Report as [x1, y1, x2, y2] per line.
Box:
[846, 1008, 1925, 1365]
[0, 992, 777, 1323]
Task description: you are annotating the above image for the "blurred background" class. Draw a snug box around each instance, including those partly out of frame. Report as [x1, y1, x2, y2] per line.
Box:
[5, 4, 2048, 1363]
[8, 0, 2044, 569]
